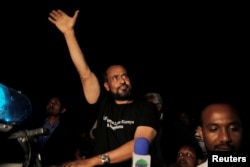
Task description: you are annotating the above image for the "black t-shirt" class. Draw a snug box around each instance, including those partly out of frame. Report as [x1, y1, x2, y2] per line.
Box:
[93, 93, 159, 167]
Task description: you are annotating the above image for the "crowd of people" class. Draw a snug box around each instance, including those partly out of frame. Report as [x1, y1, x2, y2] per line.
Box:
[0, 8, 249, 167]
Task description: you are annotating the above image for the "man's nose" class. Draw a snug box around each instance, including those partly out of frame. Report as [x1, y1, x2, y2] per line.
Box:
[119, 77, 126, 83]
[48, 102, 55, 107]
[179, 153, 189, 159]
[219, 128, 232, 142]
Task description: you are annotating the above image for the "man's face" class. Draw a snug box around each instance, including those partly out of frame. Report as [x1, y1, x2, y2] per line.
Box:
[198, 104, 242, 151]
[104, 65, 132, 100]
[46, 97, 63, 116]
[176, 146, 197, 167]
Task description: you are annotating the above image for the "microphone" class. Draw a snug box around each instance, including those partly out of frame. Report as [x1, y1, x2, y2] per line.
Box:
[132, 137, 151, 167]
[8, 128, 50, 139]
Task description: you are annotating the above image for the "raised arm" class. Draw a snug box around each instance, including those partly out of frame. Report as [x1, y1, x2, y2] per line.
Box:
[48, 9, 100, 104]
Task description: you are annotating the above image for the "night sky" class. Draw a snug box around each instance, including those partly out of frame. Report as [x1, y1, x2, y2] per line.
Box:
[1, 1, 249, 130]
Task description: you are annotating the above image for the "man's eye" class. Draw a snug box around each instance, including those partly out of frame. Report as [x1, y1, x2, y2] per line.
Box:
[208, 126, 218, 132]
[230, 125, 241, 132]
[122, 74, 128, 79]
[112, 76, 118, 81]
[177, 153, 183, 157]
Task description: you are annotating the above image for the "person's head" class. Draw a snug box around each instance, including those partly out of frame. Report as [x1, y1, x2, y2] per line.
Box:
[103, 65, 132, 101]
[144, 92, 163, 112]
[197, 102, 242, 152]
[46, 96, 67, 117]
[177, 111, 192, 126]
[175, 145, 199, 167]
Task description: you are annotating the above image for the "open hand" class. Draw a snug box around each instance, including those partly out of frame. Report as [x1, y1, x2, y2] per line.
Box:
[48, 9, 80, 34]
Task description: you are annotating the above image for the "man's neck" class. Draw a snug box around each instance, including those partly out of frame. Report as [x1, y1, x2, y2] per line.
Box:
[47, 116, 60, 125]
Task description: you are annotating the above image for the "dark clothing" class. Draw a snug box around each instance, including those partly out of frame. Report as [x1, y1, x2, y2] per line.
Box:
[162, 118, 197, 166]
[37, 120, 77, 167]
[150, 118, 165, 167]
[93, 93, 159, 167]
[38, 118, 60, 151]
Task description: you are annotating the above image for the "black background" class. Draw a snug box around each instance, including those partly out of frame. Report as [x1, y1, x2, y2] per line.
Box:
[1, 1, 249, 130]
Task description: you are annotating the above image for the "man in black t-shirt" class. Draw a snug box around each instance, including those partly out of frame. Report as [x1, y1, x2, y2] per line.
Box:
[48, 9, 159, 167]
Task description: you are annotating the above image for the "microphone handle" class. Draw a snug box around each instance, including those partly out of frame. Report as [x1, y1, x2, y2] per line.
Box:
[8, 128, 49, 139]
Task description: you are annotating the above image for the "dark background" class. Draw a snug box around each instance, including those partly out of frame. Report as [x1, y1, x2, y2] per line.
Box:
[1, 1, 249, 131]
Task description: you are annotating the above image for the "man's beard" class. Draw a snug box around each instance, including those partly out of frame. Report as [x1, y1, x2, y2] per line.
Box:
[111, 84, 132, 100]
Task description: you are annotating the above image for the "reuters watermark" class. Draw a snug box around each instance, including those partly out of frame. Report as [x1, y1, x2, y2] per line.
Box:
[208, 151, 248, 167]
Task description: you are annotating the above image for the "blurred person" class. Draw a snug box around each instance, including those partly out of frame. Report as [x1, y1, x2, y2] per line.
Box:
[48, 9, 159, 167]
[196, 101, 244, 167]
[75, 131, 94, 160]
[194, 128, 207, 159]
[162, 109, 198, 166]
[173, 142, 204, 167]
[144, 92, 165, 167]
[175, 111, 197, 146]
[35, 95, 78, 167]
[145, 92, 164, 120]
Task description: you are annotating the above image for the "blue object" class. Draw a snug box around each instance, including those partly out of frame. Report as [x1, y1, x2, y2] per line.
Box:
[134, 137, 150, 155]
[0, 83, 32, 125]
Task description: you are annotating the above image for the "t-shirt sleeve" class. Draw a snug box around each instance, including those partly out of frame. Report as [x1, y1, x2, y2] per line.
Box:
[137, 101, 159, 131]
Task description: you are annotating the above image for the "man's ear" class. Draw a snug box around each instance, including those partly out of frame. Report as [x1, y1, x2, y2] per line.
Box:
[197, 126, 204, 141]
[104, 82, 110, 91]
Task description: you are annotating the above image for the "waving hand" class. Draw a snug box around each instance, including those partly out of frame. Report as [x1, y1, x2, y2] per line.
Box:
[48, 9, 80, 34]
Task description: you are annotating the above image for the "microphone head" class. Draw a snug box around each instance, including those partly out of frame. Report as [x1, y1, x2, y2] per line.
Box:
[134, 137, 150, 155]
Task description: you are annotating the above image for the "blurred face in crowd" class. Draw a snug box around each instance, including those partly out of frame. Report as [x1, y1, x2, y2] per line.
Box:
[46, 97, 65, 116]
[175, 145, 197, 167]
[104, 65, 132, 101]
[197, 103, 242, 151]
[179, 111, 191, 126]
[145, 95, 163, 111]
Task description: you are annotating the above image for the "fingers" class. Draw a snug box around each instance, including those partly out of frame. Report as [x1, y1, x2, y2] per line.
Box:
[56, 9, 65, 15]
[49, 9, 79, 19]
[73, 10, 80, 19]
[48, 16, 55, 24]
[49, 10, 62, 20]
[48, 9, 65, 24]
[48, 11, 57, 23]
[48, 9, 80, 23]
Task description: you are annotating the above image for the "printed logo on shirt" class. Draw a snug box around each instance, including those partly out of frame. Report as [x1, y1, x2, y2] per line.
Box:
[103, 116, 134, 130]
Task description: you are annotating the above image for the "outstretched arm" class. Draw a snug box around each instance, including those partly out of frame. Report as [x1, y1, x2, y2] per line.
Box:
[62, 126, 157, 167]
[48, 9, 100, 104]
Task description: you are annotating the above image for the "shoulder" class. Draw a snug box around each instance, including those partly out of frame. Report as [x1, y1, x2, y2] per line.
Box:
[197, 159, 208, 167]
[133, 99, 156, 107]
[131, 100, 157, 111]
[132, 100, 158, 117]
